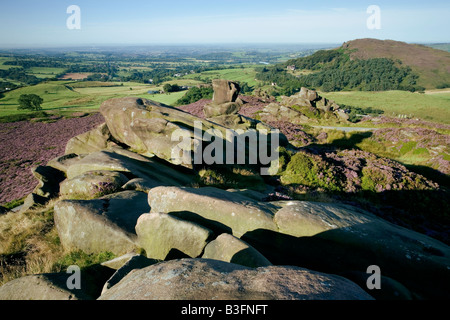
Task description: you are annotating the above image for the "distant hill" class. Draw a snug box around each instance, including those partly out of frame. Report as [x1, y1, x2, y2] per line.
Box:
[341, 38, 450, 89]
[256, 38, 450, 94]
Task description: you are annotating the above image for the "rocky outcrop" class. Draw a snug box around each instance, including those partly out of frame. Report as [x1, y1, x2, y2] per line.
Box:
[98, 96, 283, 170]
[3, 87, 448, 301]
[65, 123, 115, 155]
[98, 258, 374, 300]
[203, 79, 263, 130]
[244, 200, 450, 300]
[203, 80, 242, 118]
[99, 97, 221, 168]
[259, 87, 349, 124]
[146, 185, 450, 299]
[147, 186, 279, 237]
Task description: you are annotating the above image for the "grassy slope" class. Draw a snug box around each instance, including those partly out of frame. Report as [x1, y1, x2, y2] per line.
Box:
[321, 90, 450, 124]
[182, 67, 259, 87]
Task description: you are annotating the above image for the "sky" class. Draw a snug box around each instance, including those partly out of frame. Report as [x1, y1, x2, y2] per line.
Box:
[0, 0, 449, 48]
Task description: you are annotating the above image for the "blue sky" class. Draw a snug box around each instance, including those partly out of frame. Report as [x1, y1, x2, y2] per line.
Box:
[0, 0, 449, 47]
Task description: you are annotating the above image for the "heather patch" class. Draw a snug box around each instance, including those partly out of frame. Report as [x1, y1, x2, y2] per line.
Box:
[281, 151, 344, 192]
[368, 127, 450, 175]
[0, 113, 104, 205]
[281, 149, 439, 194]
[361, 116, 450, 132]
[265, 121, 313, 147]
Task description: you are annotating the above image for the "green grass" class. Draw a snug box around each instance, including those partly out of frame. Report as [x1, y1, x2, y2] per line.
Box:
[145, 91, 187, 105]
[321, 90, 450, 124]
[183, 67, 260, 87]
[0, 82, 81, 116]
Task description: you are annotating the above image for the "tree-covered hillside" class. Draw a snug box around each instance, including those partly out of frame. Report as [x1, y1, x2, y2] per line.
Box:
[256, 48, 422, 95]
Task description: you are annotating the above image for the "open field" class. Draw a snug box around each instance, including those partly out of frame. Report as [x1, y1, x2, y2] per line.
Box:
[28, 67, 67, 79]
[58, 73, 92, 80]
[182, 67, 259, 87]
[321, 90, 450, 124]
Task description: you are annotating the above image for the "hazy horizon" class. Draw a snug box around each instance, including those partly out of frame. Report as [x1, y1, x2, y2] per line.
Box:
[0, 0, 449, 49]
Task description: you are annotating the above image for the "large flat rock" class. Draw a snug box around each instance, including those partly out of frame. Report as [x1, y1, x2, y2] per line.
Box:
[98, 258, 373, 300]
[245, 200, 450, 300]
[148, 186, 279, 237]
[65, 149, 195, 188]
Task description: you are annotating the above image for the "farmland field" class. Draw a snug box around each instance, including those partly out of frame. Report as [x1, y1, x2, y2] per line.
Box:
[182, 67, 259, 87]
[321, 90, 450, 124]
[28, 67, 67, 78]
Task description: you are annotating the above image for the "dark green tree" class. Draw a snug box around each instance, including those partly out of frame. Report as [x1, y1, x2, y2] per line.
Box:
[17, 94, 43, 111]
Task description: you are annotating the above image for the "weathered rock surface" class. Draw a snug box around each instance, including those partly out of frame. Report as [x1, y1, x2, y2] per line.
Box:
[101, 254, 158, 295]
[244, 200, 450, 300]
[204, 102, 242, 118]
[148, 186, 279, 237]
[60, 170, 129, 200]
[0, 265, 114, 300]
[65, 149, 195, 187]
[54, 191, 149, 255]
[259, 87, 348, 125]
[99, 97, 225, 167]
[98, 258, 374, 300]
[65, 122, 114, 155]
[136, 212, 212, 260]
[47, 153, 85, 174]
[203, 80, 251, 129]
[202, 233, 272, 268]
[212, 79, 241, 105]
[0, 274, 87, 300]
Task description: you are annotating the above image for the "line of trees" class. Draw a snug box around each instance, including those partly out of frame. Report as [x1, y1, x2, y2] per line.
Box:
[4, 59, 66, 69]
[175, 86, 213, 105]
[0, 68, 43, 86]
